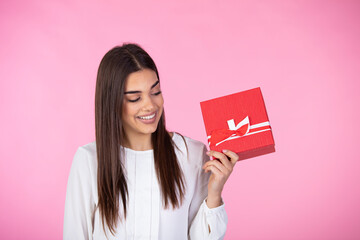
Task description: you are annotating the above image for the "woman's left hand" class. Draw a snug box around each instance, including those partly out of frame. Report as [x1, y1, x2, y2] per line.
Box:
[202, 149, 239, 208]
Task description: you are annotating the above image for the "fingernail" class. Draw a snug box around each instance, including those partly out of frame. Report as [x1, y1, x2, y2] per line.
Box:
[222, 149, 228, 153]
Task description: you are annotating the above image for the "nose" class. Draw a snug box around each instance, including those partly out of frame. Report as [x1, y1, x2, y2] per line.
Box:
[142, 94, 156, 112]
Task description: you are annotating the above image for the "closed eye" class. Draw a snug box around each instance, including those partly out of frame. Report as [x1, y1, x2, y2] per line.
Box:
[153, 91, 162, 95]
[127, 91, 161, 103]
[128, 97, 140, 102]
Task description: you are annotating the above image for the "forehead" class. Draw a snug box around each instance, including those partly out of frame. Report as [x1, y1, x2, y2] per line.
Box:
[124, 68, 158, 90]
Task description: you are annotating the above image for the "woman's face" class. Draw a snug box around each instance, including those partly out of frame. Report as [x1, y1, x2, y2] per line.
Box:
[122, 68, 164, 140]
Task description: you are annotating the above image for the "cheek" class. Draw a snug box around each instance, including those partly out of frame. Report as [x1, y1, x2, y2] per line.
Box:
[123, 102, 140, 119]
[157, 96, 164, 107]
[122, 103, 132, 120]
[157, 98, 164, 118]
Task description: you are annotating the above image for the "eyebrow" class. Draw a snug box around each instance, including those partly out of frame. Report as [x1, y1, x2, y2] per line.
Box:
[124, 80, 159, 94]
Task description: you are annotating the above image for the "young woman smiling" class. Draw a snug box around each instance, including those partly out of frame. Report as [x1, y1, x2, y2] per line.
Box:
[63, 43, 239, 240]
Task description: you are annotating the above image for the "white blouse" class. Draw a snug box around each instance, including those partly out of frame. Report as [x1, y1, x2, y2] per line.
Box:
[63, 132, 228, 240]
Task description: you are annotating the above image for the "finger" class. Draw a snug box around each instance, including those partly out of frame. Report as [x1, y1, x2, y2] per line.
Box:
[206, 150, 233, 171]
[204, 165, 224, 178]
[203, 159, 230, 175]
[221, 149, 239, 165]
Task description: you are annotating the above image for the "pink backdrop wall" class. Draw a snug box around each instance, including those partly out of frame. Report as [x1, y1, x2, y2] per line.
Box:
[1, 0, 359, 239]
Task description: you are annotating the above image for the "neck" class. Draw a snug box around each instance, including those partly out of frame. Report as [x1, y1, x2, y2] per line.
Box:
[123, 132, 153, 151]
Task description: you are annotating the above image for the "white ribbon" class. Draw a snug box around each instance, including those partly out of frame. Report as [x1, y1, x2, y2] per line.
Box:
[207, 116, 271, 146]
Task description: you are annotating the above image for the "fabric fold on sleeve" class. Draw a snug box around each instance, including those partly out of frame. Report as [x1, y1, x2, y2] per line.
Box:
[203, 197, 228, 240]
[189, 198, 228, 240]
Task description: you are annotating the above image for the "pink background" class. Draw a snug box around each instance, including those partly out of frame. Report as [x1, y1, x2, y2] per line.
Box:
[1, 0, 359, 239]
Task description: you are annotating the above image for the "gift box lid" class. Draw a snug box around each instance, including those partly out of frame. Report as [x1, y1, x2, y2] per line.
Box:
[200, 87, 275, 160]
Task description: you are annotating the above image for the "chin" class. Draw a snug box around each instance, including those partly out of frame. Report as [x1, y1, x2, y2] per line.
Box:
[137, 128, 155, 135]
[141, 124, 159, 135]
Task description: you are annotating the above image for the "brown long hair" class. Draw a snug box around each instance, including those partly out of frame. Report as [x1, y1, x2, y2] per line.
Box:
[95, 43, 186, 235]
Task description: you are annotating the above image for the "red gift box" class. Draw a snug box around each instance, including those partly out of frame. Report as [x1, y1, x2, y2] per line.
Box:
[200, 87, 275, 161]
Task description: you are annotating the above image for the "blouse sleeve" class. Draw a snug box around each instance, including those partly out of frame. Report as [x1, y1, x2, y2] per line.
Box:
[188, 144, 228, 240]
[63, 147, 94, 240]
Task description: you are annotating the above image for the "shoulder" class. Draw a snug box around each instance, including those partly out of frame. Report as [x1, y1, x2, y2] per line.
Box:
[172, 132, 209, 167]
[78, 141, 97, 158]
[174, 132, 206, 150]
[70, 141, 97, 178]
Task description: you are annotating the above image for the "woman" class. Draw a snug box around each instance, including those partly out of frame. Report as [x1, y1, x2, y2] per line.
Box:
[63, 43, 239, 240]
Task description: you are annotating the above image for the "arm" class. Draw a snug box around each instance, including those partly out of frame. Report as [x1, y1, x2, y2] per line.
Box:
[63, 147, 94, 240]
[188, 144, 228, 240]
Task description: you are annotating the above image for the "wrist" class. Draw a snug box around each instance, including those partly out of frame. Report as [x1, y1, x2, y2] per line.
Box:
[206, 194, 223, 208]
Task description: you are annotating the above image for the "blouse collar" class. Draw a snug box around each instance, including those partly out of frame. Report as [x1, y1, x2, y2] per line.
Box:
[120, 132, 177, 156]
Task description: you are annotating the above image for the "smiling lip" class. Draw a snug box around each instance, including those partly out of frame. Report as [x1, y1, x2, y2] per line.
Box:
[137, 111, 157, 124]
[137, 111, 156, 118]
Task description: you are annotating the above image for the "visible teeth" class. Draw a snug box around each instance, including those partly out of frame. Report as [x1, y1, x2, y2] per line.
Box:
[138, 113, 155, 120]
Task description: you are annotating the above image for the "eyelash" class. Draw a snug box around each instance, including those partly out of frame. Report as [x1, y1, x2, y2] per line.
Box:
[128, 91, 162, 103]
